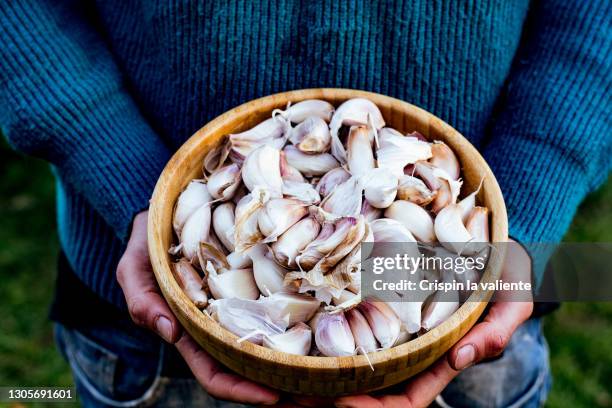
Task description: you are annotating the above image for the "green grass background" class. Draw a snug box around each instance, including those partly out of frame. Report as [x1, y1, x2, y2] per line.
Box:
[0, 138, 610, 407]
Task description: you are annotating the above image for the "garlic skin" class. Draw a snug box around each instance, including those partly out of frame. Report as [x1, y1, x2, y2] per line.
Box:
[414, 162, 442, 191]
[377, 134, 432, 178]
[347, 126, 375, 178]
[430, 141, 460, 180]
[357, 300, 401, 349]
[274, 99, 334, 123]
[289, 116, 331, 154]
[207, 163, 241, 201]
[315, 167, 351, 198]
[284, 145, 339, 177]
[263, 323, 312, 356]
[363, 168, 398, 209]
[397, 175, 436, 206]
[331, 289, 359, 306]
[321, 177, 364, 217]
[207, 265, 260, 300]
[281, 180, 321, 205]
[246, 244, 288, 295]
[180, 204, 212, 262]
[346, 308, 378, 354]
[434, 204, 476, 255]
[257, 198, 309, 242]
[262, 292, 321, 326]
[272, 217, 321, 268]
[173, 180, 212, 236]
[172, 260, 208, 308]
[229, 117, 288, 160]
[241, 145, 283, 197]
[212, 202, 236, 252]
[208, 298, 288, 345]
[329, 98, 385, 163]
[384, 200, 435, 243]
[295, 222, 337, 270]
[422, 290, 460, 331]
[315, 312, 356, 357]
[203, 139, 232, 174]
[457, 179, 484, 222]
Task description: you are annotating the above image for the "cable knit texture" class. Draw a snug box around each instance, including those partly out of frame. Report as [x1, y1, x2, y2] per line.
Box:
[1, 0, 610, 308]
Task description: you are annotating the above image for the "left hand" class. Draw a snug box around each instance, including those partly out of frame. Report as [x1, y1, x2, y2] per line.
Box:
[291, 239, 534, 408]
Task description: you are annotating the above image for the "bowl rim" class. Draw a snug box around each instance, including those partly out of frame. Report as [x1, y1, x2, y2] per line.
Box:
[148, 88, 508, 372]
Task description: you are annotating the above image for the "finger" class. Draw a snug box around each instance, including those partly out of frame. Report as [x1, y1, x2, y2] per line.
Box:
[175, 333, 280, 405]
[335, 357, 459, 408]
[293, 395, 336, 407]
[448, 300, 532, 370]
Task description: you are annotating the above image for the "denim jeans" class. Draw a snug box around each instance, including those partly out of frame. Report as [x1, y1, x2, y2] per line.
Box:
[55, 318, 550, 407]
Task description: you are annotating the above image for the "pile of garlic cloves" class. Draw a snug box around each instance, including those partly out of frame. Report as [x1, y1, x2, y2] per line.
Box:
[169, 98, 490, 357]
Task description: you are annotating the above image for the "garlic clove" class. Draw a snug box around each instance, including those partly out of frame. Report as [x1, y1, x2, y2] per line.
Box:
[376, 134, 432, 178]
[226, 250, 252, 269]
[430, 141, 460, 180]
[203, 138, 232, 174]
[208, 298, 288, 345]
[387, 301, 422, 334]
[414, 162, 442, 191]
[229, 116, 289, 160]
[262, 291, 321, 326]
[247, 244, 289, 295]
[360, 200, 383, 222]
[329, 98, 385, 163]
[345, 308, 378, 354]
[212, 202, 236, 252]
[279, 151, 306, 183]
[273, 99, 334, 123]
[263, 323, 312, 355]
[295, 222, 337, 270]
[384, 200, 435, 243]
[466, 206, 490, 244]
[257, 198, 309, 242]
[357, 299, 401, 349]
[434, 204, 476, 255]
[315, 167, 351, 198]
[272, 217, 321, 268]
[397, 175, 436, 206]
[207, 266, 259, 300]
[283, 145, 339, 177]
[307, 310, 325, 332]
[308, 216, 366, 275]
[180, 204, 212, 262]
[241, 145, 283, 197]
[421, 290, 459, 331]
[282, 180, 321, 205]
[207, 164, 241, 201]
[315, 312, 356, 357]
[457, 178, 484, 222]
[289, 116, 331, 154]
[363, 168, 398, 209]
[370, 218, 416, 243]
[174, 180, 212, 236]
[320, 176, 364, 217]
[172, 259, 208, 308]
[430, 178, 453, 214]
[233, 188, 269, 253]
[347, 126, 375, 178]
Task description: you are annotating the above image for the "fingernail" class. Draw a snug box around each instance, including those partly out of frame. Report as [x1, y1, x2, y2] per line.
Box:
[156, 316, 173, 343]
[454, 344, 476, 370]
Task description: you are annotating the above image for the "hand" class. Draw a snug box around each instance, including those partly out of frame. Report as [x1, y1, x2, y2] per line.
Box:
[329, 239, 534, 408]
[117, 211, 280, 405]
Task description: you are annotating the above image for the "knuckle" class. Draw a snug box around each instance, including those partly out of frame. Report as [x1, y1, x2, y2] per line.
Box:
[488, 331, 510, 356]
[127, 294, 150, 327]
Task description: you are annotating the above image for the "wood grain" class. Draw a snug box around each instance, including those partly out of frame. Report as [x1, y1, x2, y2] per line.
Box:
[148, 88, 508, 396]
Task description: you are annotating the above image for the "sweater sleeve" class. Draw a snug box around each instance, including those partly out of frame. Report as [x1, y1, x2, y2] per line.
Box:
[483, 0, 611, 248]
[0, 1, 171, 241]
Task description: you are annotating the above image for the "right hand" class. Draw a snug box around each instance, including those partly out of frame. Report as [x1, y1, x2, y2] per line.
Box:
[117, 210, 280, 405]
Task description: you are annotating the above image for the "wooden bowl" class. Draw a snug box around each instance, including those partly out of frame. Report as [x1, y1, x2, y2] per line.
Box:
[148, 88, 508, 396]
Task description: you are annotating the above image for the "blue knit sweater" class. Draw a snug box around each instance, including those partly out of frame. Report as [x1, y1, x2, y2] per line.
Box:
[1, 1, 610, 309]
